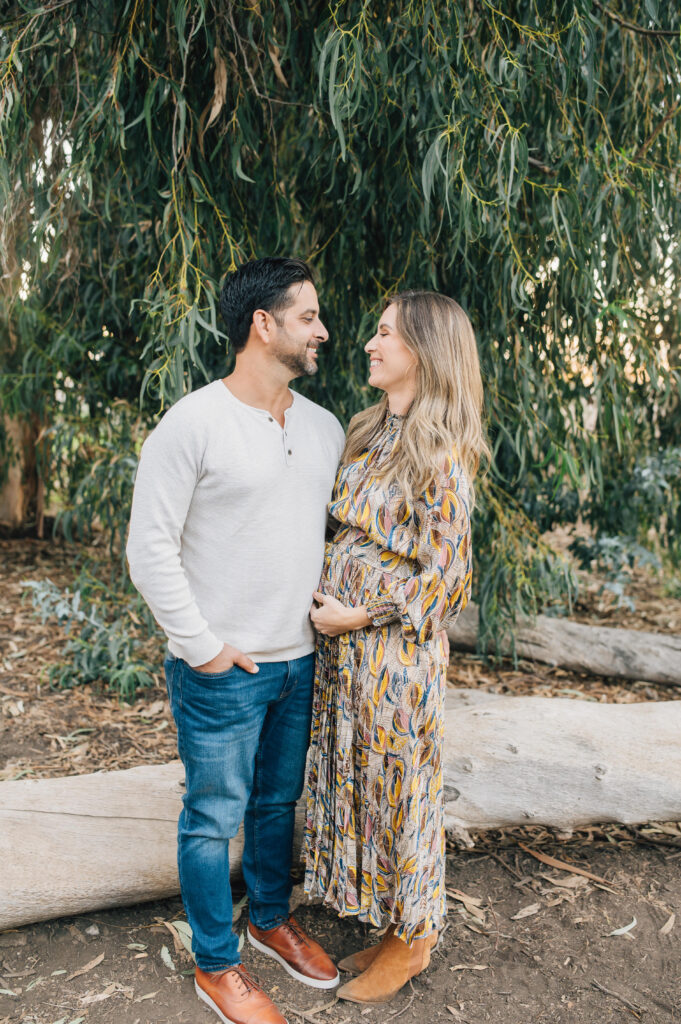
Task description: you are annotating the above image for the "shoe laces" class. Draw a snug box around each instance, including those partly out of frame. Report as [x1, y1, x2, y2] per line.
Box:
[227, 965, 261, 995]
[281, 918, 309, 948]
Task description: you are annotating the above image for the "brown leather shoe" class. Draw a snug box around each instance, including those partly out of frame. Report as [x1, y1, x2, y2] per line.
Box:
[248, 916, 339, 989]
[195, 965, 287, 1024]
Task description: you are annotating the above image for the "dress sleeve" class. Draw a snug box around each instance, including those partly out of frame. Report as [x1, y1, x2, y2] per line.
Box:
[364, 462, 472, 645]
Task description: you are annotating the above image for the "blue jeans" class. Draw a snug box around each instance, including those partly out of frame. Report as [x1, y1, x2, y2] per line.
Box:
[164, 652, 315, 971]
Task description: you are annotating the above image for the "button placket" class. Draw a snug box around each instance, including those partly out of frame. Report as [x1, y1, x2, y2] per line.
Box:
[282, 402, 294, 464]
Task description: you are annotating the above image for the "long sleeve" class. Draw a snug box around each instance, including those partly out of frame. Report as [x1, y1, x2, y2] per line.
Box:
[365, 464, 472, 646]
[126, 409, 223, 667]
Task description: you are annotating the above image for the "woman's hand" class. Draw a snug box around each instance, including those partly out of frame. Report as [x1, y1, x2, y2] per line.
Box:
[310, 592, 371, 636]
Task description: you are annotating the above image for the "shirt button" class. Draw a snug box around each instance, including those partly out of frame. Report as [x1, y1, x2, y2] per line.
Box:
[268, 417, 273, 422]
[288, 449, 292, 455]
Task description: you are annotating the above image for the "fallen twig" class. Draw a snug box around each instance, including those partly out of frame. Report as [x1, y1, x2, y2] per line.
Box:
[486, 850, 524, 880]
[389, 978, 416, 1018]
[432, 920, 450, 954]
[592, 979, 643, 1017]
[286, 996, 339, 1024]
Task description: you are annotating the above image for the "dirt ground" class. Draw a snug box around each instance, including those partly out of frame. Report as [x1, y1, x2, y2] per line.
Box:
[1, 538, 680, 1024]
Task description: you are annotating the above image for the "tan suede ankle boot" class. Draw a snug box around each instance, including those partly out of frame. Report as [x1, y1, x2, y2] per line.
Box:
[337, 932, 431, 1004]
[337, 925, 395, 975]
[338, 928, 438, 976]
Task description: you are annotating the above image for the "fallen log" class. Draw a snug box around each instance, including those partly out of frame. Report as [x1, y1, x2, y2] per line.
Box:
[448, 603, 681, 686]
[442, 689, 681, 838]
[2, 689, 681, 930]
[1, 762, 184, 931]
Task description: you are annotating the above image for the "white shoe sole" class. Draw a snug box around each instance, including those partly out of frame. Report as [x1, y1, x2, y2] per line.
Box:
[247, 930, 340, 989]
[195, 979, 289, 1024]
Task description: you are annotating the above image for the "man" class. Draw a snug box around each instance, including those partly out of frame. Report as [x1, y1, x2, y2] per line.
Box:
[127, 257, 344, 1024]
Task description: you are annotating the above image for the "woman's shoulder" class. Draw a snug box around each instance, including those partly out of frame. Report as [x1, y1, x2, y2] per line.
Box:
[419, 449, 470, 509]
[435, 447, 469, 487]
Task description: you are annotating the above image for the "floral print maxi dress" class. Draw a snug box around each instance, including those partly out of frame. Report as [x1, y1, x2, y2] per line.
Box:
[303, 411, 472, 942]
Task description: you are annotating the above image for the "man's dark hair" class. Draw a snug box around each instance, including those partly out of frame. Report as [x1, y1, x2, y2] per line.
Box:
[219, 257, 314, 353]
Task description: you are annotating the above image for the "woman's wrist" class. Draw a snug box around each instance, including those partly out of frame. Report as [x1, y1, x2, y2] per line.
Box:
[345, 605, 371, 630]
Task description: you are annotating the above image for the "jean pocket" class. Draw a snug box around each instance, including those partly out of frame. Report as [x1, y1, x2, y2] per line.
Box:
[183, 661, 241, 683]
[179, 662, 249, 723]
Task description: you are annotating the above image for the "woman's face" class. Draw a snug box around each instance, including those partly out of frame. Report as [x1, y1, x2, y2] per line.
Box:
[365, 304, 417, 395]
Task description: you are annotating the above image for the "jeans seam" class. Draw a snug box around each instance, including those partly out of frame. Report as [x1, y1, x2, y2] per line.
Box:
[253, 748, 262, 909]
[175, 667, 186, 766]
[177, 658, 183, 712]
[278, 660, 295, 701]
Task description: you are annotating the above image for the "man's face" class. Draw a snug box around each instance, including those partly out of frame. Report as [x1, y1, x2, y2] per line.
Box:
[270, 281, 328, 377]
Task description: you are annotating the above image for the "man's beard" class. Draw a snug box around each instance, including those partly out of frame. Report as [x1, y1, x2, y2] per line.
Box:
[273, 337, 318, 377]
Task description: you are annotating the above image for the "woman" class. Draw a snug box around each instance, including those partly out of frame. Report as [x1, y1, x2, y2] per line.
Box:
[304, 290, 487, 1004]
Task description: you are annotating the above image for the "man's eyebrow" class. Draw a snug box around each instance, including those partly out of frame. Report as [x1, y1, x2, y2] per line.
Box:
[299, 308, 318, 315]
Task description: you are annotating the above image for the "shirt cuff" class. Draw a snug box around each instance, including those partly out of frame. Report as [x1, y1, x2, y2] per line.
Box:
[365, 595, 400, 627]
[169, 630, 223, 668]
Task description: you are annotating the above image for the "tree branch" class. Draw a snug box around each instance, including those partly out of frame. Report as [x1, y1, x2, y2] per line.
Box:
[528, 156, 555, 175]
[593, 2, 680, 39]
[635, 100, 681, 161]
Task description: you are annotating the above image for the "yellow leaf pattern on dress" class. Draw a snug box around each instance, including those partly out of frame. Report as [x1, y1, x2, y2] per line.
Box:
[369, 633, 386, 677]
[371, 725, 387, 754]
[372, 665, 389, 706]
[398, 640, 417, 666]
[379, 550, 402, 572]
[387, 760, 404, 807]
[401, 856, 418, 876]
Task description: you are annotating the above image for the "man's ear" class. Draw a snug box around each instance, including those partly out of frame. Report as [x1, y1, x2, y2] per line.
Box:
[251, 308, 271, 344]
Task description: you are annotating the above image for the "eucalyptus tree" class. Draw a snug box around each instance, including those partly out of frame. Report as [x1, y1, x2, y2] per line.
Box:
[1, 1, 680, 652]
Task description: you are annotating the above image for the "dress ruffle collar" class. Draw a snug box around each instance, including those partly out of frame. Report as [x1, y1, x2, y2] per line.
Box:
[385, 409, 405, 434]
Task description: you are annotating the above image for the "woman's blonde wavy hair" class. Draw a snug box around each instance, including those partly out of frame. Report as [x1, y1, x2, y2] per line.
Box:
[342, 290, 489, 506]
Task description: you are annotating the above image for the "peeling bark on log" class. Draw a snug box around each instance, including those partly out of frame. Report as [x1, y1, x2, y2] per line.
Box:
[448, 603, 681, 686]
[2, 690, 681, 929]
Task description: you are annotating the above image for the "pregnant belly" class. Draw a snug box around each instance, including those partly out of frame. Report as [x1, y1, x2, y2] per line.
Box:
[322, 535, 412, 606]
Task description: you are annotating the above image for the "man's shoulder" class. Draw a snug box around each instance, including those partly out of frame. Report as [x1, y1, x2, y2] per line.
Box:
[156, 380, 224, 426]
[143, 381, 224, 451]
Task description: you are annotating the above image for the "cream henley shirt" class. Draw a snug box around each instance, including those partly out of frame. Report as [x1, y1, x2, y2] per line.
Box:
[126, 380, 344, 666]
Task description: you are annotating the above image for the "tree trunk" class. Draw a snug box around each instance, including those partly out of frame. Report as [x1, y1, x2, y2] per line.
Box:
[0, 412, 44, 535]
[448, 603, 681, 686]
[2, 690, 680, 930]
[0, 106, 46, 537]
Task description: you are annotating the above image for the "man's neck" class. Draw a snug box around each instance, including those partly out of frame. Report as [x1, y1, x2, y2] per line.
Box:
[223, 360, 294, 426]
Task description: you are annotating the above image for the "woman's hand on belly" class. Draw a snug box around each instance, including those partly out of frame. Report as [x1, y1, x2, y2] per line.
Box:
[310, 591, 371, 636]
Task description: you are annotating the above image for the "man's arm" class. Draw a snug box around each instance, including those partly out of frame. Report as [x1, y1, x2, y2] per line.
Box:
[126, 408, 256, 673]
